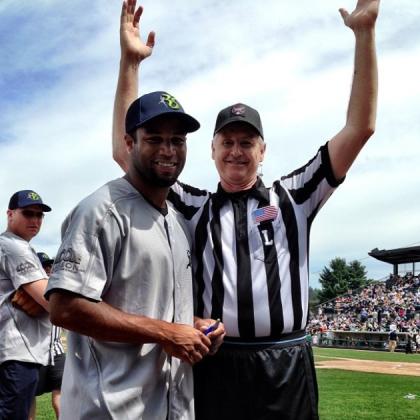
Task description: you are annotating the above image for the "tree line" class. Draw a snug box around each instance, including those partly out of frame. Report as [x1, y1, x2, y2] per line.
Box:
[310, 257, 371, 312]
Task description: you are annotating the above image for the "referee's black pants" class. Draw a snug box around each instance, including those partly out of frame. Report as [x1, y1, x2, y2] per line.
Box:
[194, 337, 318, 420]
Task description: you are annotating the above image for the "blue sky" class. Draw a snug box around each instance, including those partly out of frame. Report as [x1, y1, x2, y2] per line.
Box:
[1, 0, 420, 288]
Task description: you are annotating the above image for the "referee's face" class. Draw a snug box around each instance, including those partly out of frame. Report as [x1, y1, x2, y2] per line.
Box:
[127, 116, 187, 188]
[212, 122, 265, 191]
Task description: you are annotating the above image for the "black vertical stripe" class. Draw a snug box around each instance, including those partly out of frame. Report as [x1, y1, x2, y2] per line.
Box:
[274, 182, 303, 331]
[258, 222, 284, 336]
[209, 204, 224, 321]
[302, 203, 321, 329]
[306, 203, 321, 260]
[194, 200, 211, 317]
[232, 198, 255, 338]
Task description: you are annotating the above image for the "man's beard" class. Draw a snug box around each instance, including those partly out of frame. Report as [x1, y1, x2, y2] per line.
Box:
[133, 161, 182, 188]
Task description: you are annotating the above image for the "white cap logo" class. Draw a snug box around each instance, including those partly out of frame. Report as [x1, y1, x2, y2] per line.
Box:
[231, 104, 246, 115]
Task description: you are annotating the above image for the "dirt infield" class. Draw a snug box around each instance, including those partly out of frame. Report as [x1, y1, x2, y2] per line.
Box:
[316, 356, 420, 376]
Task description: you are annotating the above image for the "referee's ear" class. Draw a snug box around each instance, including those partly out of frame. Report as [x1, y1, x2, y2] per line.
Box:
[211, 138, 216, 160]
[259, 137, 266, 161]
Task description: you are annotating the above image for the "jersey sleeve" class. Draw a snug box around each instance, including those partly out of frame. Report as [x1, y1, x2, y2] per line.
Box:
[45, 200, 122, 302]
[280, 142, 344, 217]
[2, 241, 46, 289]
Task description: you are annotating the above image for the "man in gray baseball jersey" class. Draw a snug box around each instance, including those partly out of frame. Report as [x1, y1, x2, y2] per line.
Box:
[46, 91, 224, 419]
[0, 190, 52, 420]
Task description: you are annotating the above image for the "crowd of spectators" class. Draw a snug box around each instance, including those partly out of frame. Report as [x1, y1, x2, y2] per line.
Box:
[309, 274, 420, 336]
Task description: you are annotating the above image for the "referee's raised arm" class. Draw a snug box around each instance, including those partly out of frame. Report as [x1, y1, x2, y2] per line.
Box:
[328, 0, 379, 180]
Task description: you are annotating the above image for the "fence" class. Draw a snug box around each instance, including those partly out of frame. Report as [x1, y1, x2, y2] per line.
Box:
[313, 330, 416, 352]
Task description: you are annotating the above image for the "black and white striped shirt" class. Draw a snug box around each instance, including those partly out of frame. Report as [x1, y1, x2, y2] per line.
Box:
[169, 143, 342, 339]
[51, 325, 65, 357]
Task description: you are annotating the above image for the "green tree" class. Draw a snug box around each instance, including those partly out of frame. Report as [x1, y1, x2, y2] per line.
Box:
[318, 257, 348, 302]
[347, 260, 368, 291]
[318, 257, 368, 303]
[309, 286, 320, 314]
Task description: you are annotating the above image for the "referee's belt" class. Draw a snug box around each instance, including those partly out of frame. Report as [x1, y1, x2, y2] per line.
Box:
[223, 330, 307, 348]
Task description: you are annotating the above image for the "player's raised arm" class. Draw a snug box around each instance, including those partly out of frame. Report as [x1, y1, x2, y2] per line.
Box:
[328, 0, 379, 180]
[112, 0, 155, 171]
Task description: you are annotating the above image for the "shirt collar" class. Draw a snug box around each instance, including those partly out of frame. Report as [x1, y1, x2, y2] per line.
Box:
[212, 177, 270, 208]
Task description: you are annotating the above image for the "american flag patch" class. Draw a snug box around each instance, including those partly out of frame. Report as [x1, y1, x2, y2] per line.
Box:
[252, 206, 278, 224]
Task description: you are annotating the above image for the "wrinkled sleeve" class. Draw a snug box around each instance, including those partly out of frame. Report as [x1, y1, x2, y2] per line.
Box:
[46, 203, 123, 302]
[4, 242, 46, 289]
[280, 142, 345, 218]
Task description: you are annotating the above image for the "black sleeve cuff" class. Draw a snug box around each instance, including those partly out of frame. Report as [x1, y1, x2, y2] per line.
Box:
[321, 141, 345, 188]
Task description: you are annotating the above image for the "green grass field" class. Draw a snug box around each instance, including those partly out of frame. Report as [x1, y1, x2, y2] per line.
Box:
[315, 347, 420, 419]
[34, 393, 56, 419]
[36, 348, 420, 419]
[314, 346, 420, 363]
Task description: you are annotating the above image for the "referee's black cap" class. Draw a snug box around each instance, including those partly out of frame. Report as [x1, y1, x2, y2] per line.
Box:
[125, 91, 200, 134]
[213, 103, 264, 139]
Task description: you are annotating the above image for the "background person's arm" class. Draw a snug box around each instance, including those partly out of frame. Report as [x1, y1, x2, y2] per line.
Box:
[21, 279, 49, 312]
[12, 282, 48, 316]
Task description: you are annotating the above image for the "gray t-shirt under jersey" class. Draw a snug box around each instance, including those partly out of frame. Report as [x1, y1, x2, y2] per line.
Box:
[0, 231, 50, 365]
[46, 178, 195, 420]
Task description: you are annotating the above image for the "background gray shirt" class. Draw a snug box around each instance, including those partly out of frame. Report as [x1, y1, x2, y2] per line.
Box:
[0, 231, 50, 365]
[46, 178, 194, 420]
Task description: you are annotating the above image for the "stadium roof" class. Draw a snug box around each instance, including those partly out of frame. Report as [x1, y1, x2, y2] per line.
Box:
[368, 246, 420, 265]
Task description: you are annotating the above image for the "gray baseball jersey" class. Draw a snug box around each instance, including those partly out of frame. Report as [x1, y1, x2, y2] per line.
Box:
[46, 178, 194, 420]
[0, 231, 50, 365]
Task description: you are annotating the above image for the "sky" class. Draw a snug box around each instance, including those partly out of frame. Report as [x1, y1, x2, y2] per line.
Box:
[1, 0, 420, 289]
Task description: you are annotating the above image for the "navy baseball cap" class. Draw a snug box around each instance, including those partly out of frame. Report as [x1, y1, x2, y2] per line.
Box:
[8, 190, 52, 212]
[125, 91, 200, 134]
[37, 252, 54, 267]
[214, 103, 264, 139]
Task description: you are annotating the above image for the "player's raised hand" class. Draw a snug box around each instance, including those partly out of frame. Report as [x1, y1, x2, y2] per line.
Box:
[120, 0, 155, 63]
[339, 0, 380, 31]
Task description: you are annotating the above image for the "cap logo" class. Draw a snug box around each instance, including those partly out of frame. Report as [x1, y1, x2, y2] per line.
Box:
[28, 192, 40, 201]
[160, 93, 181, 110]
[231, 104, 246, 116]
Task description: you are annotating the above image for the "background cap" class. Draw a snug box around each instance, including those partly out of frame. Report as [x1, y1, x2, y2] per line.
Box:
[125, 91, 200, 134]
[213, 103, 264, 138]
[37, 252, 54, 267]
[8, 190, 52, 212]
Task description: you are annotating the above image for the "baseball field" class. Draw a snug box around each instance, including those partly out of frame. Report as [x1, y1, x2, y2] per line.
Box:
[35, 347, 420, 419]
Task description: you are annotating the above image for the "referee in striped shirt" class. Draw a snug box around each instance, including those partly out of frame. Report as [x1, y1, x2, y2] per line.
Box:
[112, 0, 380, 419]
[29, 253, 65, 420]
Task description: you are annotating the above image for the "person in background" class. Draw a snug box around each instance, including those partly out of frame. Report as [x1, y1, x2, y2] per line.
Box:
[0, 190, 52, 420]
[29, 253, 65, 420]
[388, 329, 398, 352]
